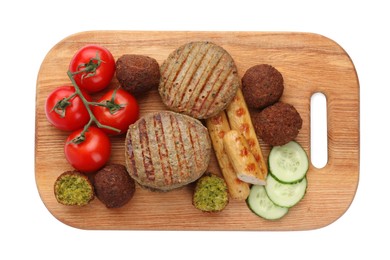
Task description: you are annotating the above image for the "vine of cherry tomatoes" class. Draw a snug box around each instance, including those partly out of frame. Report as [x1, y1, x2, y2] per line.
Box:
[45, 44, 140, 173]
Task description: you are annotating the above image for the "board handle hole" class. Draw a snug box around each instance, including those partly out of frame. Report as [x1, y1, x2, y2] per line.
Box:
[310, 92, 328, 169]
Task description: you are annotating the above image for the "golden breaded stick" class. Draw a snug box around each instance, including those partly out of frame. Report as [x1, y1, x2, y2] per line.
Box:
[223, 130, 266, 185]
[206, 112, 250, 200]
[226, 88, 268, 181]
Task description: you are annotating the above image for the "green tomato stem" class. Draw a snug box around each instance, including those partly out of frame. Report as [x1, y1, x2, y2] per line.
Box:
[71, 51, 105, 79]
[51, 92, 78, 118]
[88, 88, 125, 114]
[66, 70, 120, 143]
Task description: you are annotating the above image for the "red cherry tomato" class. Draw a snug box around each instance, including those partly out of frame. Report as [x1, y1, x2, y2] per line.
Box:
[69, 44, 115, 93]
[45, 86, 92, 131]
[92, 88, 140, 135]
[64, 126, 111, 173]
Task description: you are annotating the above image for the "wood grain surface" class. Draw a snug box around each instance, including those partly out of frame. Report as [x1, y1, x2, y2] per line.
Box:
[35, 31, 359, 230]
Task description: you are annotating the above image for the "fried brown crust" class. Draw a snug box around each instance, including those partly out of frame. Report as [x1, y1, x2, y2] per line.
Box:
[252, 102, 302, 146]
[242, 64, 284, 109]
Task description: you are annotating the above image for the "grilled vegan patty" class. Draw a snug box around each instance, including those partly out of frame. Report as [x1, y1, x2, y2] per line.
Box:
[125, 111, 211, 191]
[159, 41, 240, 119]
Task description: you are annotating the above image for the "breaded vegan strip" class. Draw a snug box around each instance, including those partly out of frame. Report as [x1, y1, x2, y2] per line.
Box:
[223, 130, 266, 186]
[206, 111, 250, 200]
[225, 88, 268, 181]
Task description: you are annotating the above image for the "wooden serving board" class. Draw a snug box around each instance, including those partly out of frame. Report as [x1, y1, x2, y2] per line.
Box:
[35, 31, 359, 230]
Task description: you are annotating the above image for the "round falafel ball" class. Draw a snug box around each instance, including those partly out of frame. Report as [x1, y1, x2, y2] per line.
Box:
[94, 164, 135, 208]
[252, 102, 302, 146]
[116, 54, 160, 95]
[54, 171, 94, 206]
[192, 173, 229, 212]
[242, 64, 284, 109]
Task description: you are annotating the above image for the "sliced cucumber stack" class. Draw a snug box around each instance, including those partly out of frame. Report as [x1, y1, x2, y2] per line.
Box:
[268, 141, 309, 183]
[247, 185, 289, 220]
[247, 140, 309, 220]
[265, 174, 307, 208]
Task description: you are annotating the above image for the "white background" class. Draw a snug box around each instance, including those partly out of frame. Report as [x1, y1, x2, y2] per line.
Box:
[1, 0, 388, 259]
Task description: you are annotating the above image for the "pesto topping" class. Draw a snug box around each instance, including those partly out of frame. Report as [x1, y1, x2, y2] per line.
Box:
[54, 173, 94, 206]
[193, 174, 229, 212]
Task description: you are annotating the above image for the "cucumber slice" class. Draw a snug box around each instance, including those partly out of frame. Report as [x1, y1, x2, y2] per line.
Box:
[269, 141, 309, 183]
[265, 174, 307, 208]
[247, 185, 289, 220]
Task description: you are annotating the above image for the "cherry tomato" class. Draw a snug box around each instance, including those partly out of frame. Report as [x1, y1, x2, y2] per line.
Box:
[45, 86, 92, 131]
[69, 44, 115, 93]
[92, 88, 140, 135]
[64, 126, 111, 173]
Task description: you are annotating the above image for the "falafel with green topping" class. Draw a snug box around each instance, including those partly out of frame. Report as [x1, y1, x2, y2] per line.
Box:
[192, 173, 229, 212]
[54, 171, 94, 206]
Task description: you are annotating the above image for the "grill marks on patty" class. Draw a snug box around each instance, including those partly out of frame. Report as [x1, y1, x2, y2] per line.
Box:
[159, 41, 240, 119]
[170, 43, 210, 110]
[202, 60, 237, 116]
[162, 43, 201, 104]
[153, 113, 172, 186]
[187, 48, 224, 115]
[139, 118, 154, 181]
[126, 111, 210, 190]
[170, 114, 193, 183]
